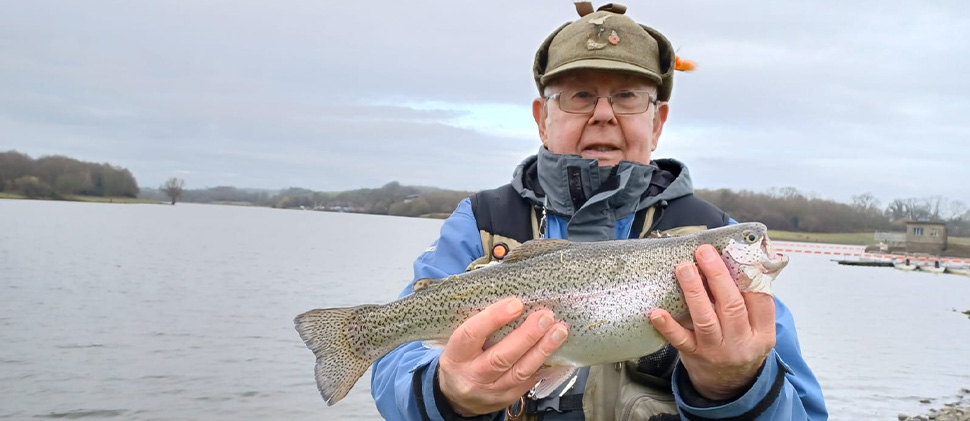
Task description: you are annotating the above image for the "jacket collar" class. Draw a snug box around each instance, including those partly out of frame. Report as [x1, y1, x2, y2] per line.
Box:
[511, 147, 695, 241]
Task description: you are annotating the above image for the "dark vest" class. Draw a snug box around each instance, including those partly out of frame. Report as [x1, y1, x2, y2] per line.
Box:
[469, 184, 730, 245]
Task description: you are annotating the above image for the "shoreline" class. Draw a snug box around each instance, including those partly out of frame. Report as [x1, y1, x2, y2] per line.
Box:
[3, 196, 970, 252]
[0, 194, 161, 204]
[900, 389, 970, 421]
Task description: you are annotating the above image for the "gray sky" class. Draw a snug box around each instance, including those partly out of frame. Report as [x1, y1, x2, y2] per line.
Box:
[2, 0, 968, 204]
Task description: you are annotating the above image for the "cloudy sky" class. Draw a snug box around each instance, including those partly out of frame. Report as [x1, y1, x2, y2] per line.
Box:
[2, 0, 968, 204]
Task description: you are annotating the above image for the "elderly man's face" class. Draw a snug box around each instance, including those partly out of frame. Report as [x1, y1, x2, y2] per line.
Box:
[532, 69, 669, 166]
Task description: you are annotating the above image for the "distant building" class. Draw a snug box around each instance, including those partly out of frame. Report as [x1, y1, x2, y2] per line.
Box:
[904, 221, 948, 254]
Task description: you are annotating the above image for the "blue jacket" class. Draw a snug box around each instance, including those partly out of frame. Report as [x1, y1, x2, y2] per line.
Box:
[371, 199, 827, 420]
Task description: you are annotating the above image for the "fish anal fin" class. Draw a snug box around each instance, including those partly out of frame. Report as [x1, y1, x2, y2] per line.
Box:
[530, 365, 578, 399]
[421, 340, 446, 349]
[503, 239, 571, 263]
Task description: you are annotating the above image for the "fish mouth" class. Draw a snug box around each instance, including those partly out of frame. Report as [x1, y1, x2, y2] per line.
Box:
[759, 237, 789, 275]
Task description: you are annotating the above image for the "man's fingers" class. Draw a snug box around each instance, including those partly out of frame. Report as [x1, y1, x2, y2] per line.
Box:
[481, 309, 556, 372]
[501, 323, 568, 385]
[649, 309, 696, 353]
[695, 245, 751, 339]
[675, 261, 722, 346]
[445, 297, 524, 363]
[743, 292, 776, 340]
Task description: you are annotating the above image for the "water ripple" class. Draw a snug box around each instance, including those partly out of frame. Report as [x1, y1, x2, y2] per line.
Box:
[33, 409, 127, 419]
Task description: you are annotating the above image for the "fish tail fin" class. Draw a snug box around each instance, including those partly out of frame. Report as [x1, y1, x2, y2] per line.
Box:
[294, 306, 378, 406]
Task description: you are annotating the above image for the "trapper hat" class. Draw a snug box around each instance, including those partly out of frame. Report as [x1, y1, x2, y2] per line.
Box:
[533, 2, 677, 101]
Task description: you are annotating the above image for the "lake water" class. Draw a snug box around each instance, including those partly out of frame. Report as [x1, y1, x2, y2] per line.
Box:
[1, 200, 968, 420]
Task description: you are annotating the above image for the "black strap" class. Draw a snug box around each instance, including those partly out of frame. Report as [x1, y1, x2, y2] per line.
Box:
[559, 394, 584, 411]
[428, 365, 503, 421]
[524, 393, 584, 414]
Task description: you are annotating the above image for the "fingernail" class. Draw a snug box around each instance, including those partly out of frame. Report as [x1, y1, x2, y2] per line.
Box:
[551, 327, 567, 343]
[650, 313, 665, 326]
[538, 314, 553, 330]
[699, 247, 718, 263]
[677, 263, 697, 278]
[506, 298, 523, 314]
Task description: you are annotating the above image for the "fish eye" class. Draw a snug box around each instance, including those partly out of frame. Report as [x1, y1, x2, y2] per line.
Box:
[744, 232, 759, 243]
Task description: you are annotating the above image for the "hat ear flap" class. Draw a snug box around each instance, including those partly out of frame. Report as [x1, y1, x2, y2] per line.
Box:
[641, 25, 675, 101]
[533, 22, 571, 94]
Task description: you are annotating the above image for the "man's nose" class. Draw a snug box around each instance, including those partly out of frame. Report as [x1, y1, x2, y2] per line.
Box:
[590, 96, 616, 122]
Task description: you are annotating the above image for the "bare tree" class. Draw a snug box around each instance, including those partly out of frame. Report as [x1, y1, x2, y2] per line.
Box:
[161, 177, 185, 205]
[885, 199, 907, 221]
[852, 193, 881, 213]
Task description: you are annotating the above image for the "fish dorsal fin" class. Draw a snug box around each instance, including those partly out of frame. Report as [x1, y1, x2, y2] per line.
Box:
[502, 239, 571, 263]
[412, 274, 459, 292]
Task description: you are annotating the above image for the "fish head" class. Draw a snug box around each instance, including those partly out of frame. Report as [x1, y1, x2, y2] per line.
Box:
[711, 223, 788, 295]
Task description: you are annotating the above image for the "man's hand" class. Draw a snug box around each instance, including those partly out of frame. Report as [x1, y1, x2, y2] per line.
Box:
[438, 297, 569, 416]
[649, 244, 776, 401]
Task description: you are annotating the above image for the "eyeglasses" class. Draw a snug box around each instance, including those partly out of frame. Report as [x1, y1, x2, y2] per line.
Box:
[544, 90, 658, 115]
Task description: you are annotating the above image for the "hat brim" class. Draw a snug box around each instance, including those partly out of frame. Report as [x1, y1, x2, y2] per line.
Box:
[540, 58, 664, 87]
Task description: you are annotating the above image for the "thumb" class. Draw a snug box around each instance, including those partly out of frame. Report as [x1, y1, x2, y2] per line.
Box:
[649, 309, 697, 354]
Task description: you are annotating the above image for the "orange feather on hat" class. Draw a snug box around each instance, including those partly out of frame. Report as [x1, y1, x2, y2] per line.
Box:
[675, 55, 697, 71]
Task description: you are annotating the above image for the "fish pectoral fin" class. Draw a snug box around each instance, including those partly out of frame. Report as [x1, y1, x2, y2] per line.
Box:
[530, 365, 578, 399]
[503, 239, 571, 263]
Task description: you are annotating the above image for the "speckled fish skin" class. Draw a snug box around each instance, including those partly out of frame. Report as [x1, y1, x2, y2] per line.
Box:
[295, 222, 787, 406]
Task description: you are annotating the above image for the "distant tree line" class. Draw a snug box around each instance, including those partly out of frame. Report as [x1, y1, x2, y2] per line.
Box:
[9, 149, 962, 235]
[138, 181, 474, 218]
[697, 187, 970, 236]
[0, 151, 139, 199]
[314, 181, 475, 217]
[139, 185, 277, 205]
[135, 179, 969, 236]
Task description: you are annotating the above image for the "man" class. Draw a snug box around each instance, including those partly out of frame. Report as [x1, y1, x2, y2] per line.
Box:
[372, 3, 827, 420]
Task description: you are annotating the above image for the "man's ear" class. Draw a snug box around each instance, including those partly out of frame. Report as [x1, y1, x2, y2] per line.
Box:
[533, 98, 548, 145]
[651, 101, 670, 151]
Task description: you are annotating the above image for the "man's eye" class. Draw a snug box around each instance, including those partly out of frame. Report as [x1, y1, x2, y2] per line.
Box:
[571, 91, 594, 99]
[615, 91, 637, 99]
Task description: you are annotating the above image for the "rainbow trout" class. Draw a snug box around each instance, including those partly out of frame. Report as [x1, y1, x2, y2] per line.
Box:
[295, 222, 788, 405]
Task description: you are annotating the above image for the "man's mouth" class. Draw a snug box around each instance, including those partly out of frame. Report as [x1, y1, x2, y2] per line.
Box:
[583, 145, 620, 152]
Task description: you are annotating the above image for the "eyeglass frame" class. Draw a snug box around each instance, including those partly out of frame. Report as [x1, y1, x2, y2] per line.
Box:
[543, 90, 658, 115]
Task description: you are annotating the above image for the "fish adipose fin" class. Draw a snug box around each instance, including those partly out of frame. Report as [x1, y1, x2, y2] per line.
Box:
[530, 365, 579, 399]
[503, 239, 571, 263]
[294, 306, 380, 406]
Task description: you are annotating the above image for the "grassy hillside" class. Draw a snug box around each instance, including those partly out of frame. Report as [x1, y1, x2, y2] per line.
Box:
[767, 230, 876, 245]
